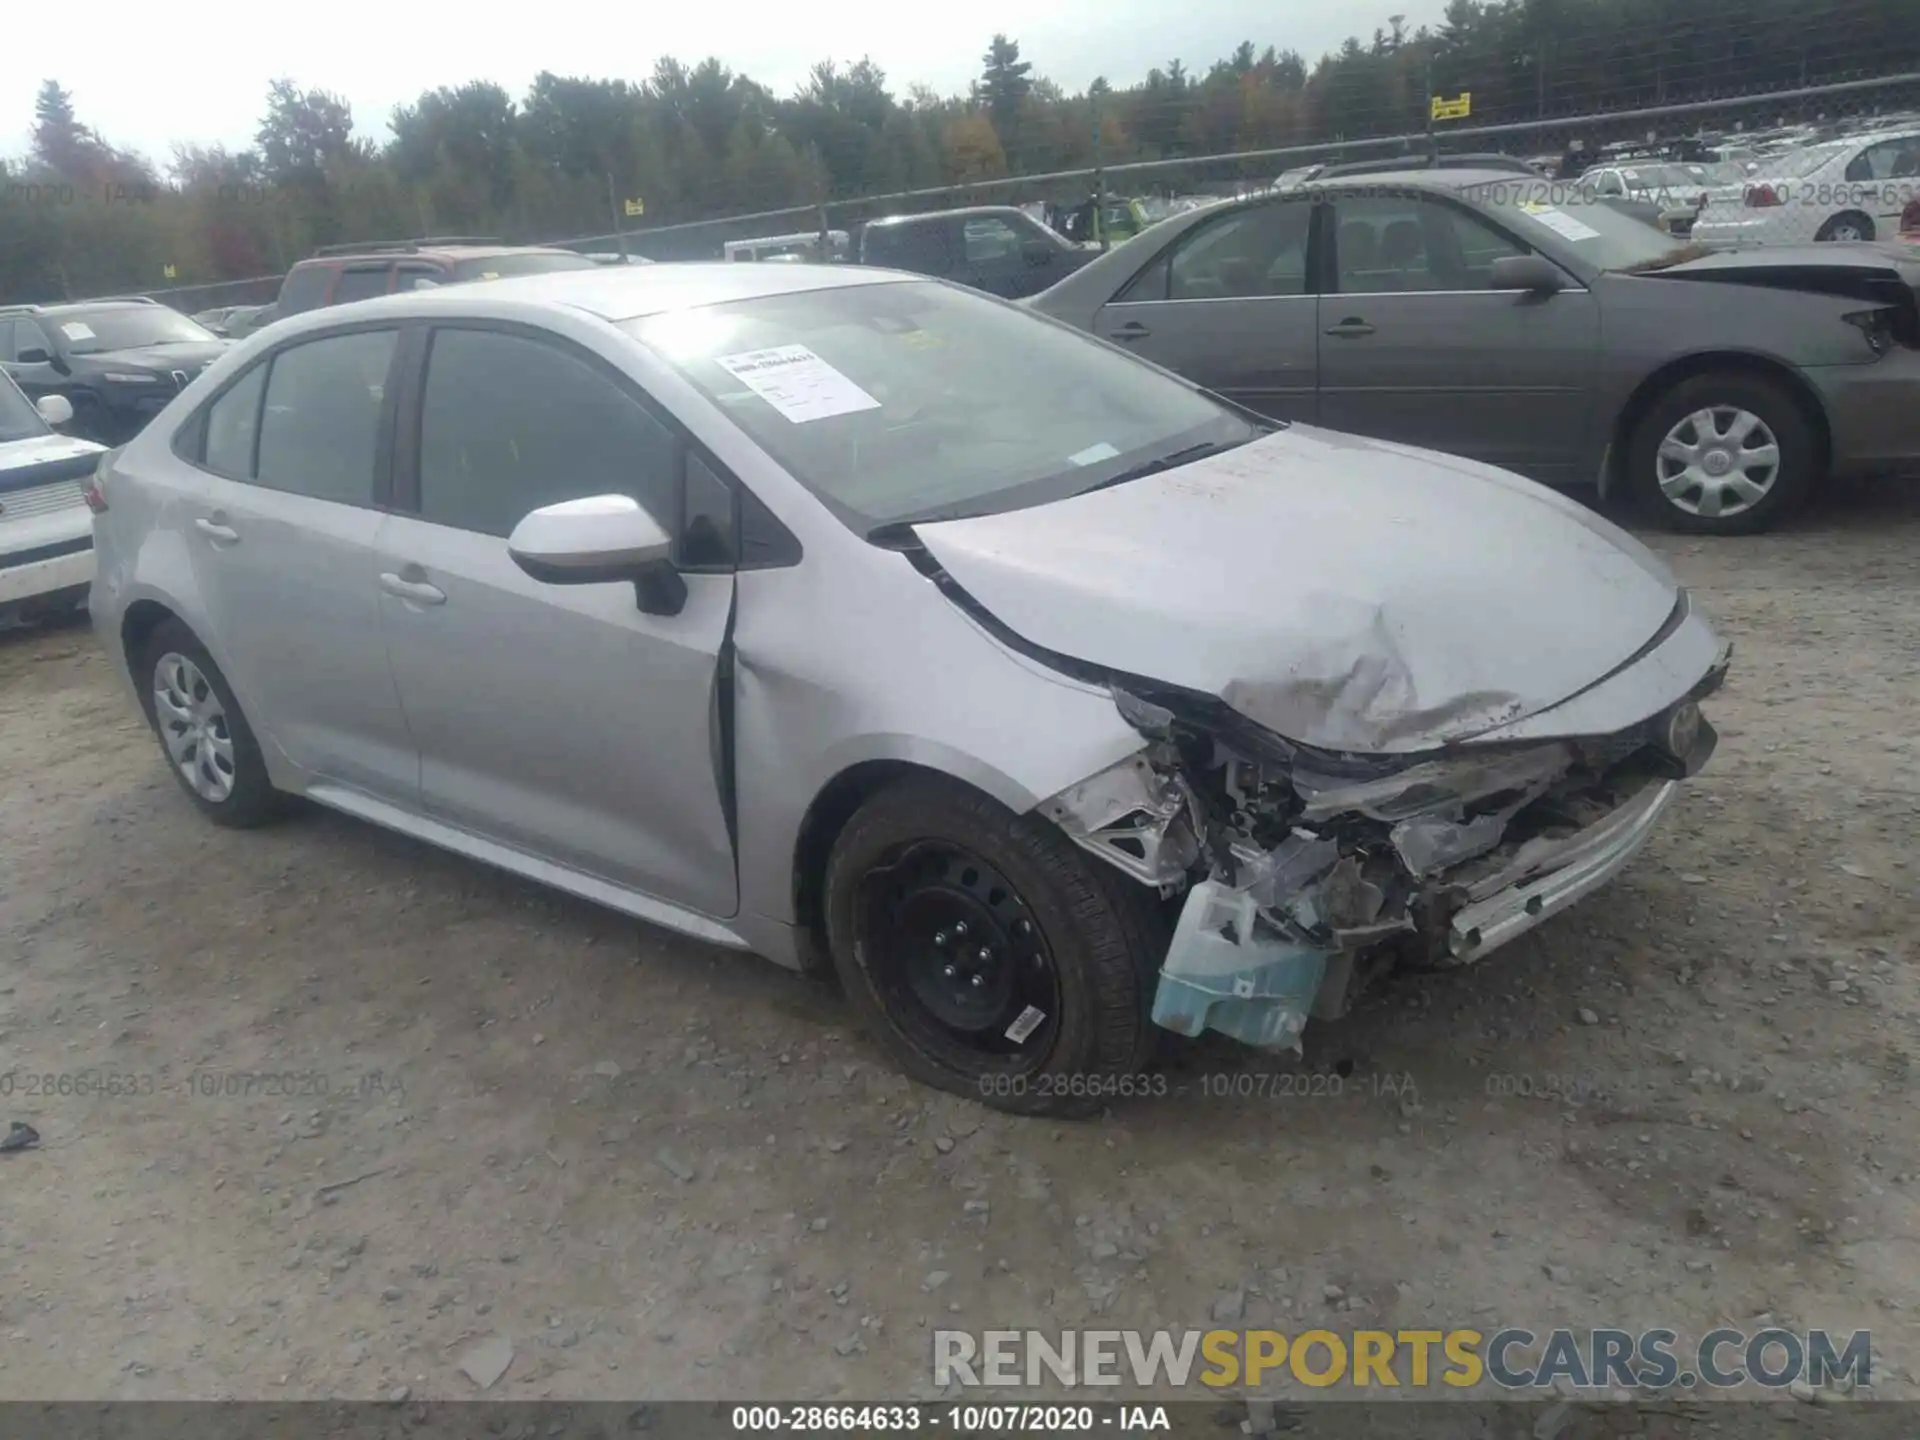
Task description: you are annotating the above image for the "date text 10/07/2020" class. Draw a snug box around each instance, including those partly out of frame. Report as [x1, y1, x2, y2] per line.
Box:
[975, 1070, 1418, 1102]
[0, 1069, 405, 1100]
[730, 1405, 1172, 1432]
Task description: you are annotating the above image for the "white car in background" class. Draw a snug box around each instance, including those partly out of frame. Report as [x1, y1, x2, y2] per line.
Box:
[0, 372, 106, 623]
[1692, 127, 1920, 247]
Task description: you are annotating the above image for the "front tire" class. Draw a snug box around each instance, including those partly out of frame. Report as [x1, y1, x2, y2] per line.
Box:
[823, 775, 1164, 1117]
[138, 620, 281, 828]
[1625, 371, 1818, 535]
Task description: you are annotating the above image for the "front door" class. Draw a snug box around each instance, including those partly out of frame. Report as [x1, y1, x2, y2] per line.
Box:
[376, 324, 738, 918]
[183, 327, 418, 797]
[1315, 193, 1599, 482]
[1095, 196, 1321, 423]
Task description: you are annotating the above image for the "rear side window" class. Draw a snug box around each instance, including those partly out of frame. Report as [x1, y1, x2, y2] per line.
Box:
[864, 221, 953, 275]
[204, 363, 268, 477]
[329, 266, 393, 304]
[417, 327, 677, 537]
[255, 330, 396, 506]
[277, 264, 335, 314]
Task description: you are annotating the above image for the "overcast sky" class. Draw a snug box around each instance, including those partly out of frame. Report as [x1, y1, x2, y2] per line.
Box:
[4, 0, 1445, 167]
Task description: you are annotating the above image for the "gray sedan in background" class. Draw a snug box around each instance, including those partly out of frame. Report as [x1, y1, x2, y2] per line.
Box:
[1032, 170, 1920, 534]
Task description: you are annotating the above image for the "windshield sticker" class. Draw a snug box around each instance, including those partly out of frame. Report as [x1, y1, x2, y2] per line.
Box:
[1526, 206, 1602, 242]
[715, 344, 880, 424]
[60, 322, 96, 341]
[1069, 441, 1121, 466]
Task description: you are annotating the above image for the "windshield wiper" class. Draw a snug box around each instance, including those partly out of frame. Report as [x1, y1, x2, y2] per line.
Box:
[1619, 242, 1713, 274]
[1078, 436, 1254, 494]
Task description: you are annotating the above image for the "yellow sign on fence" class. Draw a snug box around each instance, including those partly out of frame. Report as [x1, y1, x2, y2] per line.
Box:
[623, 197, 646, 217]
[162, 263, 177, 280]
[1430, 92, 1472, 121]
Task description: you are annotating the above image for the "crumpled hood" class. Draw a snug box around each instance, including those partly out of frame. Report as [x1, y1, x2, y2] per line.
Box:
[913, 425, 1682, 754]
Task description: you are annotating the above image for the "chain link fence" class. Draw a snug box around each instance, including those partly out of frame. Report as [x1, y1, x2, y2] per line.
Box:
[126, 70, 1920, 310]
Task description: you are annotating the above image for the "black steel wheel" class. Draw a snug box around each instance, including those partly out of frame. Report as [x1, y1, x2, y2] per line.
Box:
[856, 841, 1064, 1065]
[824, 774, 1165, 1117]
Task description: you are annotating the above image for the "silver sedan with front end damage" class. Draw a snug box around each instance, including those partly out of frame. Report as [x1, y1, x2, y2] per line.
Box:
[88, 262, 1727, 1116]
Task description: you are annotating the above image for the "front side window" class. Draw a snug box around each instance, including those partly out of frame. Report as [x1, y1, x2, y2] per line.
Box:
[255, 330, 396, 505]
[629, 278, 1258, 533]
[1335, 194, 1528, 291]
[0, 372, 49, 442]
[417, 328, 677, 537]
[1163, 201, 1312, 300]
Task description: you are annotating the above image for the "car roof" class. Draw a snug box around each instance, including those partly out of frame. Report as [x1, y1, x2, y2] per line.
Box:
[864, 206, 1027, 227]
[345, 260, 914, 323]
[8, 299, 159, 316]
[293, 244, 582, 266]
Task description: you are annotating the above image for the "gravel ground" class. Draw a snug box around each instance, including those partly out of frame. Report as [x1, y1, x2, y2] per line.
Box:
[0, 480, 1916, 1406]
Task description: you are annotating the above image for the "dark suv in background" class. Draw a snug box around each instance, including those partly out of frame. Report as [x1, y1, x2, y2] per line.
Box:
[0, 298, 229, 443]
[269, 237, 601, 321]
[858, 206, 1097, 298]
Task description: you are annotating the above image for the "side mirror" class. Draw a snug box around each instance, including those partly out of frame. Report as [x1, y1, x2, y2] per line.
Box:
[36, 393, 74, 428]
[507, 494, 686, 615]
[1023, 238, 1057, 266]
[1489, 253, 1568, 294]
[16, 347, 52, 365]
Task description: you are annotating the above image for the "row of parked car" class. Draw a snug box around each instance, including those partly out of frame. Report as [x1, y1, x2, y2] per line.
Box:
[4, 148, 1919, 632]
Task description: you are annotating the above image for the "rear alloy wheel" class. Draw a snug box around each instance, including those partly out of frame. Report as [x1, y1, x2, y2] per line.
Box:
[140, 620, 281, 827]
[1815, 211, 1874, 242]
[1626, 372, 1816, 535]
[824, 775, 1163, 1116]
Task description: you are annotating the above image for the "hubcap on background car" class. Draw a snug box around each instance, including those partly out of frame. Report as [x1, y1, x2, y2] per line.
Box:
[1656, 406, 1780, 519]
[858, 842, 1061, 1063]
[152, 653, 236, 802]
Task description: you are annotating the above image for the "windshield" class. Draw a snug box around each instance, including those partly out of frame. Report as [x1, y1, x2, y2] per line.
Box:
[0, 375, 49, 443]
[449, 252, 601, 282]
[51, 305, 217, 355]
[1617, 163, 1708, 190]
[1457, 181, 1682, 270]
[628, 280, 1259, 532]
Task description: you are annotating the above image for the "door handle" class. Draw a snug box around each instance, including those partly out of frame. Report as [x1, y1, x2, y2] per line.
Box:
[194, 516, 239, 544]
[1110, 322, 1152, 341]
[1324, 319, 1376, 338]
[379, 572, 446, 606]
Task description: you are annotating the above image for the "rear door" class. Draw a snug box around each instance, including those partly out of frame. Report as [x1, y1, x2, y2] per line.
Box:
[1315, 191, 1598, 481]
[1092, 196, 1320, 423]
[177, 325, 417, 797]
[375, 323, 739, 917]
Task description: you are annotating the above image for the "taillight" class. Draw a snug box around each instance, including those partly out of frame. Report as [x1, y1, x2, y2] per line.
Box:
[82, 449, 118, 513]
[1744, 184, 1783, 208]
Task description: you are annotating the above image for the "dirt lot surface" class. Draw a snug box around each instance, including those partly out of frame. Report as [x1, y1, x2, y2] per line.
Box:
[1, 483, 1916, 1408]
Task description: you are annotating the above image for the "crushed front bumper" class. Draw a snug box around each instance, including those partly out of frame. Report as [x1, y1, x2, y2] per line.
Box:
[1446, 776, 1678, 959]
